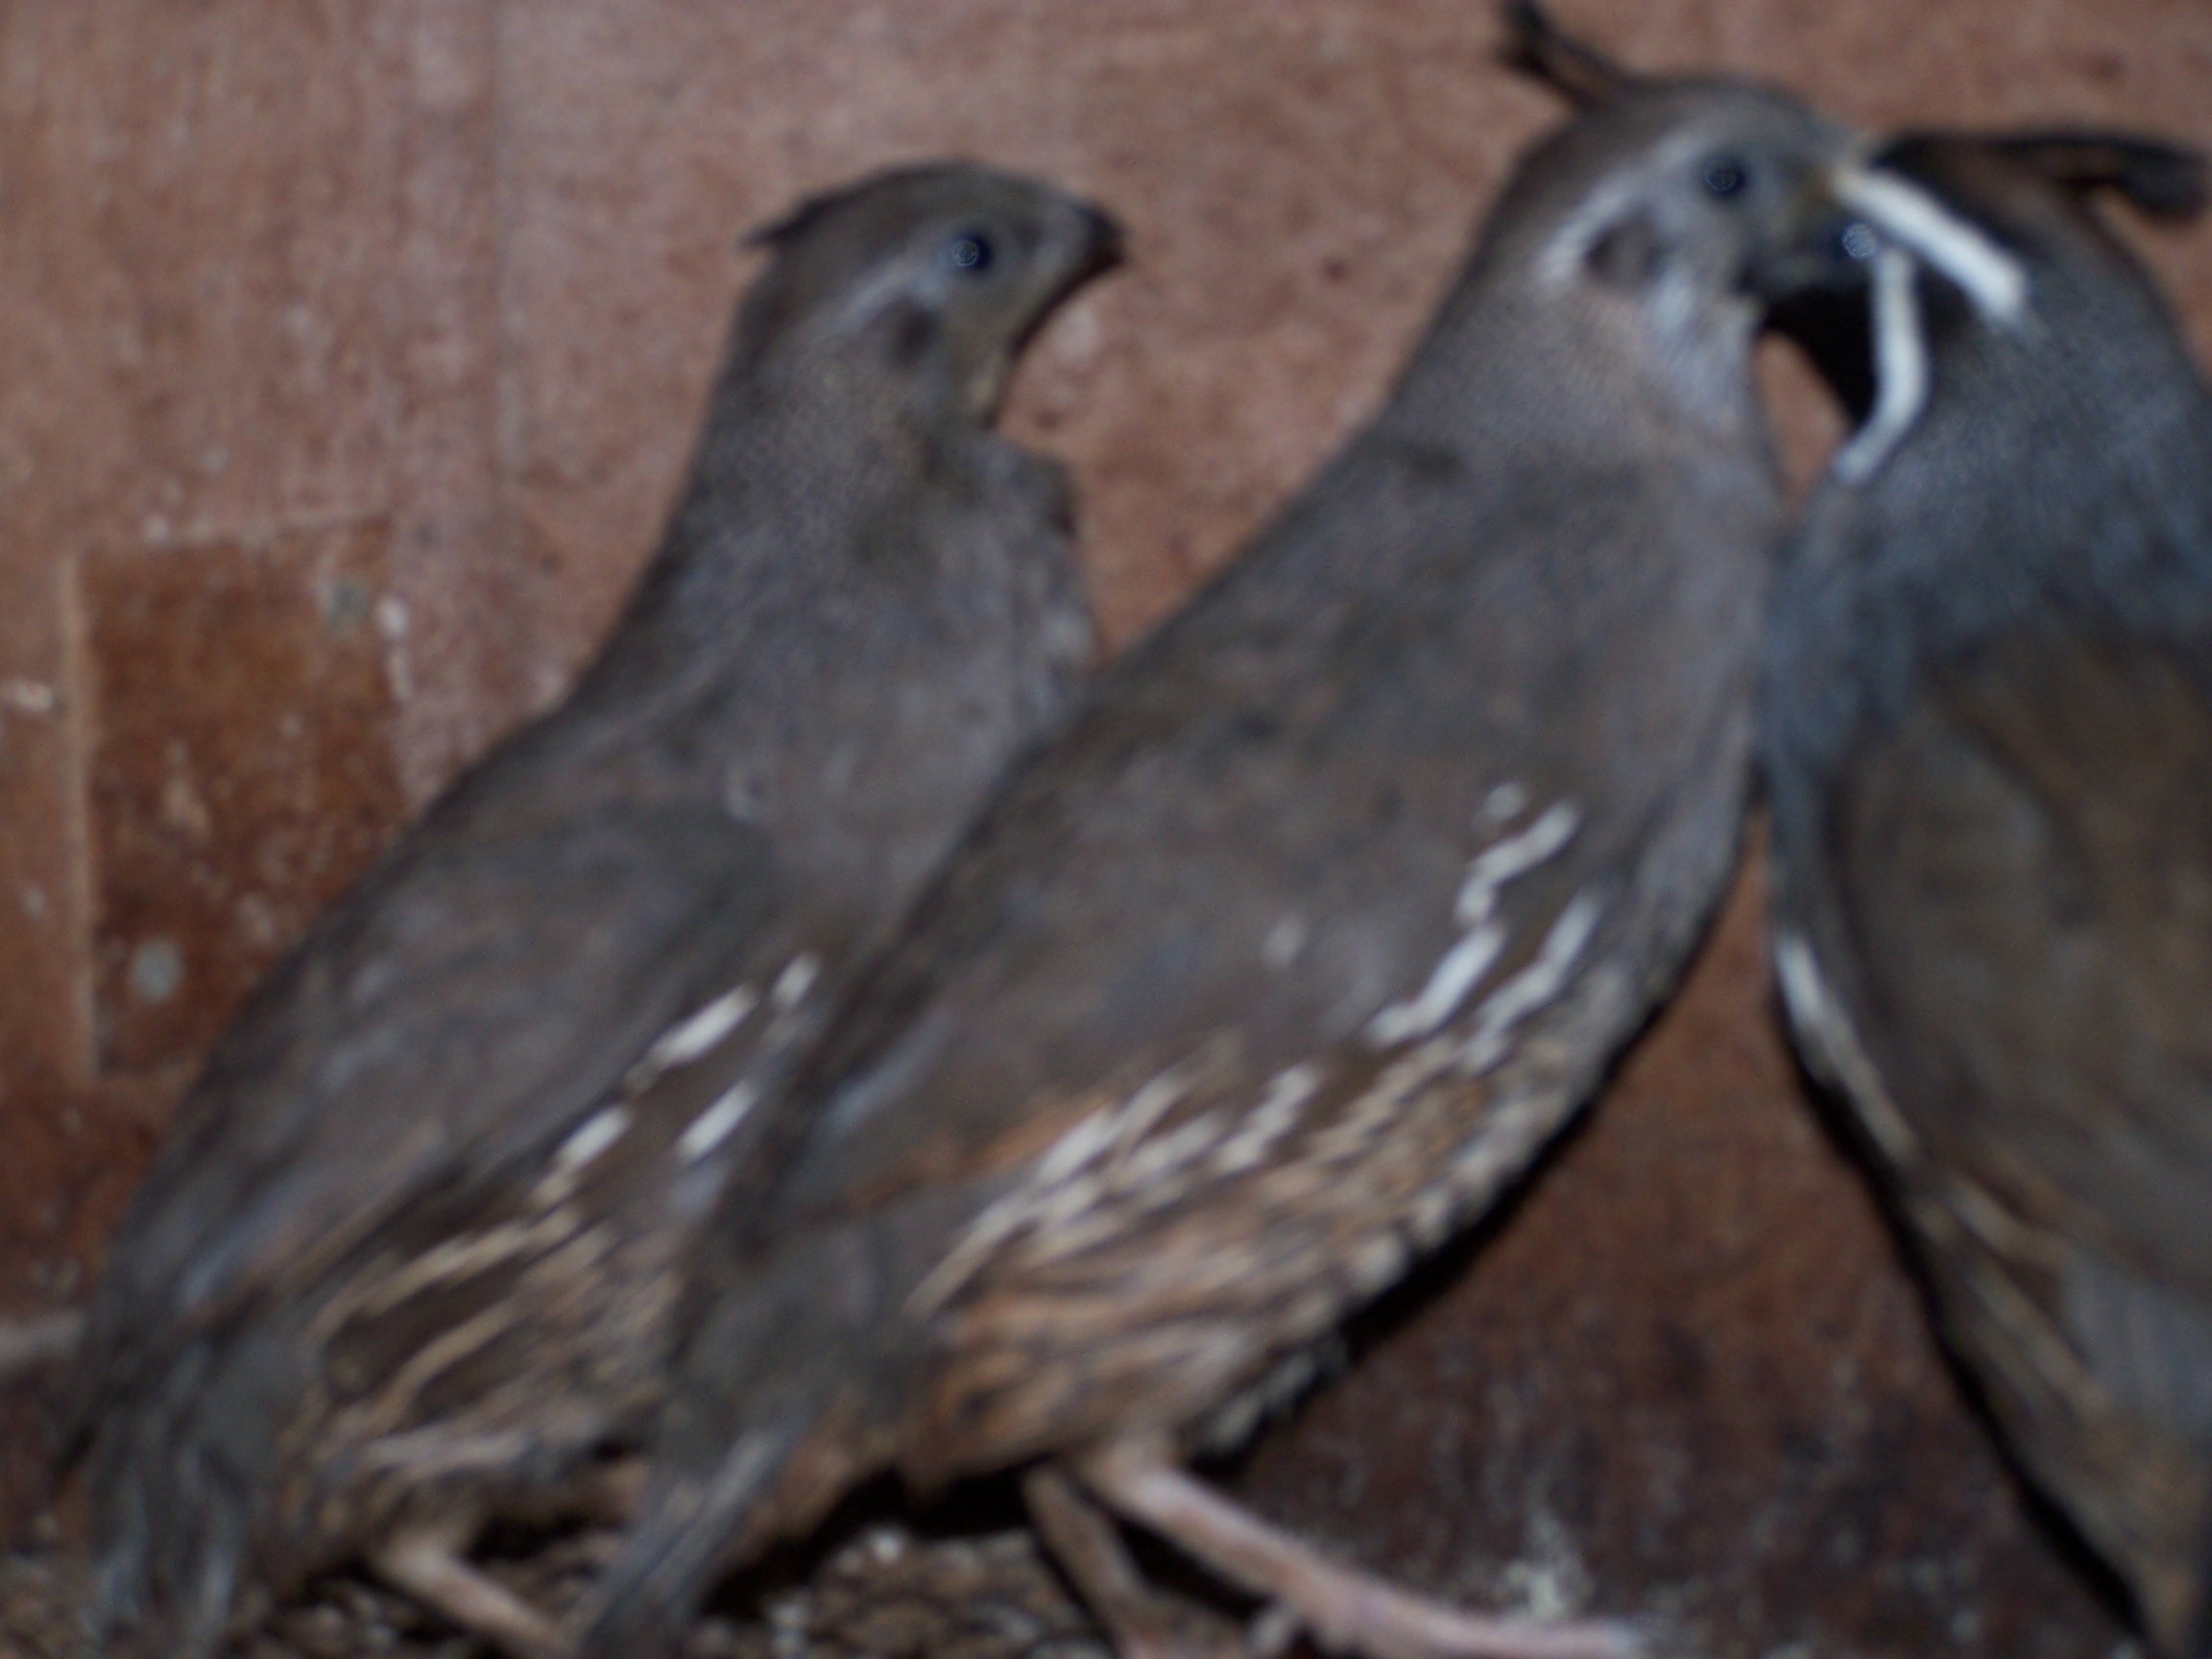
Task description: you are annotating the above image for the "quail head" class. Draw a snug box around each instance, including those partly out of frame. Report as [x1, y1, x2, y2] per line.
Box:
[65, 161, 1119, 1659]
[1763, 130, 2212, 1657]
[577, 15, 1959, 1659]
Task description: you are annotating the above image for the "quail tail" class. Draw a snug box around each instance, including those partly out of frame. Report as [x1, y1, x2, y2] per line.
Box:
[87, 1342, 262, 1659]
[580, 1408, 816, 1659]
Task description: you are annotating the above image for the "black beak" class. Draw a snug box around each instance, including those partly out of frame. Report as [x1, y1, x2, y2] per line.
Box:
[1746, 202, 1880, 306]
[1744, 181, 1885, 424]
[1077, 204, 1126, 281]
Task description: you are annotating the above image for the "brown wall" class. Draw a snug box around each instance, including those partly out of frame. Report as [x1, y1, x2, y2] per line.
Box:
[2, 1, 2207, 1651]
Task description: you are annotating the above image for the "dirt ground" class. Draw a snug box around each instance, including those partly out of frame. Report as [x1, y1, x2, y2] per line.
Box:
[0, 1512, 1118, 1659]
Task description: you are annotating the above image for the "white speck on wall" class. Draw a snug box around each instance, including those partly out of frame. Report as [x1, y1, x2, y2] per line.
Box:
[129, 937, 185, 1004]
[376, 594, 415, 704]
[0, 680, 59, 716]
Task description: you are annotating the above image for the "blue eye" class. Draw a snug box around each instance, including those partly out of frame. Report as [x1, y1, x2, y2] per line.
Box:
[947, 231, 994, 273]
[1702, 157, 1747, 199]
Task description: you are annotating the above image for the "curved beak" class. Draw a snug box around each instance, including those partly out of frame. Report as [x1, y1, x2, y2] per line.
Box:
[1075, 204, 1126, 282]
[971, 198, 1126, 422]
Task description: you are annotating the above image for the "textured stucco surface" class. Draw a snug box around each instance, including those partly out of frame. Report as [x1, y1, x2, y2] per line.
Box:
[1, 0, 2206, 1650]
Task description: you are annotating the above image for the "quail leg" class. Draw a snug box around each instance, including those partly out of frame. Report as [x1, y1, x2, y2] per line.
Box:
[1070, 1439, 1642, 1659]
[518, 1455, 651, 1570]
[369, 1514, 565, 1659]
[572, 1455, 649, 1523]
[1025, 1464, 1248, 1659]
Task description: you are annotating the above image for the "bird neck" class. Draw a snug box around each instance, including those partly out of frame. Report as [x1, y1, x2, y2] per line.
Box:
[551, 374, 984, 791]
[1399, 258, 1766, 459]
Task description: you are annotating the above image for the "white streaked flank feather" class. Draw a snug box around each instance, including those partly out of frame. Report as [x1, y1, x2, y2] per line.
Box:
[677, 1082, 761, 1165]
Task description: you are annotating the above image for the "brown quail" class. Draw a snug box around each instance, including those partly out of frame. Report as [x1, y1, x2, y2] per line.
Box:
[67, 162, 1119, 1659]
[1765, 131, 2212, 1657]
[576, 16, 1966, 1659]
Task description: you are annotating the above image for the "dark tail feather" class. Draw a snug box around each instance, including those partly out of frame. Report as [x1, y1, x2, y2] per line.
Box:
[87, 1334, 289, 1659]
[579, 1408, 814, 1659]
[91, 1473, 249, 1659]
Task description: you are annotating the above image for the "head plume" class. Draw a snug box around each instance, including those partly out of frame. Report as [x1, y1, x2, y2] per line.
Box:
[1498, 1, 1637, 108]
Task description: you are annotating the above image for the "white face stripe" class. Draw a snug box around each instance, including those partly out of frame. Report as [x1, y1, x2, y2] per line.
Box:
[1833, 243, 1930, 486]
[1538, 172, 1648, 291]
[1831, 165, 2029, 326]
[1533, 124, 1734, 293]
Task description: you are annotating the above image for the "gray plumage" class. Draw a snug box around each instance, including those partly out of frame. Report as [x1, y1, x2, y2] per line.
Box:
[583, 28, 1873, 1659]
[1765, 132, 2212, 1657]
[69, 161, 1118, 1658]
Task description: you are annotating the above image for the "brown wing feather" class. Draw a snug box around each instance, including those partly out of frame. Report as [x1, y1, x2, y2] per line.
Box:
[1839, 628, 2212, 1281]
[84, 805, 775, 1410]
[1832, 624, 2212, 1645]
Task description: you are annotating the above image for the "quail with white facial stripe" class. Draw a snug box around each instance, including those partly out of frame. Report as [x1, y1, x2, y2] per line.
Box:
[63, 162, 1117, 1658]
[580, 13, 1948, 1659]
[1764, 131, 2212, 1657]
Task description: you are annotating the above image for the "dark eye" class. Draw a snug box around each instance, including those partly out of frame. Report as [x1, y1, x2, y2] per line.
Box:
[1701, 156, 1748, 199]
[946, 230, 995, 274]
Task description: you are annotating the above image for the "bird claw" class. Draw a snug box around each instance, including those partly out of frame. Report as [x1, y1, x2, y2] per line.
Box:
[369, 1523, 566, 1659]
[1245, 1600, 1304, 1658]
[1071, 1440, 1641, 1659]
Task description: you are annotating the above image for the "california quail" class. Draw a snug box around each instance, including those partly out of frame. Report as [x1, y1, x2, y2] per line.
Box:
[1764, 132, 2212, 1656]
[68, 162, 1119, 1659]
[578, 18, 1982, 1659]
